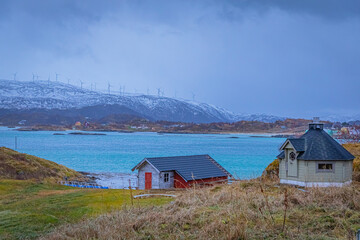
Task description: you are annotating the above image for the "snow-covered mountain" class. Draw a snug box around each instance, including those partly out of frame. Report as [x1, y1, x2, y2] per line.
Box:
[0, 80, 284, 123]
[319, 114, 360, 123]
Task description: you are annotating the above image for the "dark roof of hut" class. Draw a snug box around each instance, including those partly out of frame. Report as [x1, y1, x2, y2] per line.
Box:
[132, 154, 232, 181]
[277, 123, 354, 161]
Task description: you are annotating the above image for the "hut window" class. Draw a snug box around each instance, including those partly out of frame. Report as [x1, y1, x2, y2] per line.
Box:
[317, 163, 334, 172]
[164, 173, 169, 182]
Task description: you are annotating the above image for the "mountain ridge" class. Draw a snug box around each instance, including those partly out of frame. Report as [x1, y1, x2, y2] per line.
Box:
[0, 79, 283, 123]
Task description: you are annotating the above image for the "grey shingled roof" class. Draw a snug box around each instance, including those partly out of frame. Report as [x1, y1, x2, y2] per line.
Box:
[288, 139, 305, 151]
[133, 155, 232, 181]
[278, 128, 354, 161]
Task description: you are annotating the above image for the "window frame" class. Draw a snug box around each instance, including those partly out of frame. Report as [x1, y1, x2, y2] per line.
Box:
[163, 172, 169, 182]
[316, 162, 335, 173]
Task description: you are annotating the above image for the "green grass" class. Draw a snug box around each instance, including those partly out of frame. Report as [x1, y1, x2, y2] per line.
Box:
[0, 180, 172, 240]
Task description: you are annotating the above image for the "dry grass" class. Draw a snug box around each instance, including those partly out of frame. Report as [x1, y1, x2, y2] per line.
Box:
[44, 179, 360, 240]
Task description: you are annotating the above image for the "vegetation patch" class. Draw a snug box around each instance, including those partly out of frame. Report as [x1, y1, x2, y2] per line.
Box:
[0, 147, 84, 182]
[45, 179, 360, 240]
[344, 143, 360, 182]
[0, 180, 172, 239]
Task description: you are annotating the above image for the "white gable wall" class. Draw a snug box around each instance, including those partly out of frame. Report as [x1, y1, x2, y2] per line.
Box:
[138, 162, 160, 190]
[137, 162, 175, 189]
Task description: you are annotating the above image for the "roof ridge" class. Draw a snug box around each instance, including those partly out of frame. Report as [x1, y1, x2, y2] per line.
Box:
[146, 154, 209, 159]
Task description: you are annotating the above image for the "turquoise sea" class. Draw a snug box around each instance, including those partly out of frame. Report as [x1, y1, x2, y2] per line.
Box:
[0, 127, 285, 178]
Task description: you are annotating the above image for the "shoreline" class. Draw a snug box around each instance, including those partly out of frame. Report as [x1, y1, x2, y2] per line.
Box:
[5, 126, 296, 137]
[80, 172, 138, 189]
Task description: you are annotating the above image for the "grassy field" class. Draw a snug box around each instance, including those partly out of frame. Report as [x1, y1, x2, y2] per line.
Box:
[0, 180, 172, 239]
[45, 179, 360, 240]
[1, 144, 360, 239]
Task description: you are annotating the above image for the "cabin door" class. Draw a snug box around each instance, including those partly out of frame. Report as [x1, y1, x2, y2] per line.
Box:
[145, 172, 152, 189]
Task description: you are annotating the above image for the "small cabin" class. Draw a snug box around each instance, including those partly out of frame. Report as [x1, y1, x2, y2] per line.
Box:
[277, 118, 355, 187]
[132, 155, 232, 189]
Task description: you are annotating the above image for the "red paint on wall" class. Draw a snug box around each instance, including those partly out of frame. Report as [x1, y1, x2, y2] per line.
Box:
[174, 172, 228, 188]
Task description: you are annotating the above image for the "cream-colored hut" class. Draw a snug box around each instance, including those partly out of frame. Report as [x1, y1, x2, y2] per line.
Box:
[277, 118, 354, 187]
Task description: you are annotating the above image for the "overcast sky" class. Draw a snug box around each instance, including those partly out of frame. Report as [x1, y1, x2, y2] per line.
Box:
[0, 0, 359, 118]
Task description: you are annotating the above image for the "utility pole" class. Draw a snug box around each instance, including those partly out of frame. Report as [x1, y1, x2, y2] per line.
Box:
[157, 88, 161, 97]
[32, 73, 35, 82]
[55, 73, 60, 82]
[108, 83, 111, 94]
[13, 73, 17, 81]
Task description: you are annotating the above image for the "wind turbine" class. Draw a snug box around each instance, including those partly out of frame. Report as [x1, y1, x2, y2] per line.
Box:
[55, 73, 60, 82]
[107, 82, 112, 94]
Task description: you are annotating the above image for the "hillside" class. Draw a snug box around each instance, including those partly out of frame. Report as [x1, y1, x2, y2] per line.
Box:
[0, 80, 283, 124]
[0, 147, 84, 182]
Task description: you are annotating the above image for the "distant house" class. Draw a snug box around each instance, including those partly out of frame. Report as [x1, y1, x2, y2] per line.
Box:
[277, 118, 355, 187]
[132, 155, 232, 189]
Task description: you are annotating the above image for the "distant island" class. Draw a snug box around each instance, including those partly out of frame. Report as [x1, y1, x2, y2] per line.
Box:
[11, 118, 360, 141]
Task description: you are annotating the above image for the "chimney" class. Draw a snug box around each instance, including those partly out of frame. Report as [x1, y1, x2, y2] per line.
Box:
[309, 117, 324, 130]
[312, 117, 320, 123]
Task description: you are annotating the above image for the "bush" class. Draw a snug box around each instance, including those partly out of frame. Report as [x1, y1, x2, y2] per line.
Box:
[263, 159, 279, 178]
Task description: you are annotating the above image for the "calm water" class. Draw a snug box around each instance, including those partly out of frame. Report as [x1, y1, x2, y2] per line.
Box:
[0, 127, 285, 178]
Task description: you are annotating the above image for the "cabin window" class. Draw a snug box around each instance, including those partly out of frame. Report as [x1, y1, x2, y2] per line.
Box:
[317, 163, 334, 172]
[164, 173, 169, 182]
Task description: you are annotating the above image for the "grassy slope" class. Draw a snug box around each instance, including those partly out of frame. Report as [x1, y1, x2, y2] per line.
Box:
[0, 180, 172, 239]
[0, 147, 83, 182]
[0, 148, 172, 239]
[45, 180, 360, 240]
